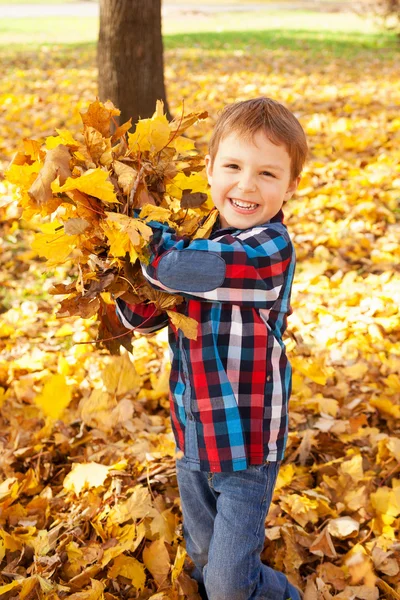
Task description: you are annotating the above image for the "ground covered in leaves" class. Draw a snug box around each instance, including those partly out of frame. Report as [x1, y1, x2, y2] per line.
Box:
[0, 33, 400, 600]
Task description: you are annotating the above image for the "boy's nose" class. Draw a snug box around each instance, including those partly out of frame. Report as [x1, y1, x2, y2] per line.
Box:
[238, 178, 256, 193]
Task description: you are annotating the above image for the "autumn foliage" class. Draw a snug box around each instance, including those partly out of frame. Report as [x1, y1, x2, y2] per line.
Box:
[0, 40, 400, 600]
[6, 99, 213, 351]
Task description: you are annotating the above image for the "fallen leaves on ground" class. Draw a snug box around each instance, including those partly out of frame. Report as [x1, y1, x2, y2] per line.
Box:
[0, 40, 399, 600]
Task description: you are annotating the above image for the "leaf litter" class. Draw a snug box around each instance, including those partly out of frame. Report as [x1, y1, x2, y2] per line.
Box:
[0, 42, 399, 599]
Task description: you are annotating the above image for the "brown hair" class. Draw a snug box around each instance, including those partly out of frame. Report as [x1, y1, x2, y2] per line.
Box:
[208, 97, 308, 181]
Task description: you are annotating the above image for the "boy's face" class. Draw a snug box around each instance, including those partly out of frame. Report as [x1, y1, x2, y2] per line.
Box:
[205, 130, 300, 229]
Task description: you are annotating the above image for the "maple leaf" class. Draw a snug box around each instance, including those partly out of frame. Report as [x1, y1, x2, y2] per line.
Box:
[34, 373, 72, 420]
[167, 310, 198, 340]
[108, 555, 146, 590]
[63, 462, 111, 495]
[32, 220, 79, 265]
[128, 104, 171, 154]
[80, 98, 120, 137]
[52, 168, 119, 204]
[143, 539, 170, 587]
[28, 144, 72, 205]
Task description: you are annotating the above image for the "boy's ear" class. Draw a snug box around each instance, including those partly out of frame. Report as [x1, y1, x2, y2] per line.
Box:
[284, 175, 301, 201]
[205, 154, 213, 184]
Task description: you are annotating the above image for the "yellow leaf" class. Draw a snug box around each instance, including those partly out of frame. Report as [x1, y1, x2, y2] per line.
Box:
[0, 581, 22, 594]
[340, 454, 364, 482]
[275, 463, 295, 491]
[63, 462, 110, 495]
[20, 576, 40, 599]
[143, 538, 170, 586]
[45, 128, 80, 149]
[34, 373, 72, 420]
[68, 578, 104, 600]
[291, 356, 333, 385]
[167, 311, 198, 340]
[370, 398, 400, 419]
[103, 212, 152, 262]
[342, 362, 369, 380]
[139, 204, 174, 226]
[371, 486, 400, 518]
[23, 138, 43, 159]
[102, 351, 141, 397]
[81, 99, 120, 137]
[107, 486, 154, 525]
[0, 387, 5, 408]
[128, 111, 170, 154]
[150, 509, 177, 544]
[0, 477, 17, 501]
[32, 220, 79, 265]
[52, 168, 118, 204]
[108, 555, 146, 590]
[167, 171, 208, 200]
[171, 545, 186, 583]
[170, 135, 196, 154]
[79, 389, 117, 432]
[318, 397, 339, 417]
[5, 160, 41, 190]
[192, 208, 219, 240]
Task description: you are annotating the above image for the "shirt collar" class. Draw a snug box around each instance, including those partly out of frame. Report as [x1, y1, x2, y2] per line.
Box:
[211, 208, 285, 236]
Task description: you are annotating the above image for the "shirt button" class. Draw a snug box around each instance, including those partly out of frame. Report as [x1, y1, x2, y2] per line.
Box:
[187, 413, 194, 421]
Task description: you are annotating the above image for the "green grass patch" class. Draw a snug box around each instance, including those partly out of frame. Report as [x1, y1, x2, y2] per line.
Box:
[0, 16, 98, 45]
[0, 10, 397, 58]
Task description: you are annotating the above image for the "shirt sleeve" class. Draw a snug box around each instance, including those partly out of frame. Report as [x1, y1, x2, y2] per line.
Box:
[140, 217, 295, 309]
[115, 297, 168, 333]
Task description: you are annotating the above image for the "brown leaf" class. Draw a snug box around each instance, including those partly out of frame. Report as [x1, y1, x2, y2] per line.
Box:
[28, 144, 72, 205]
[113, 160, 137, 195]
[310, 528, 337, 559]
[169, 110, 208, 137]
[181, 190, 208, 209]
[80, 98, 120, 137]
[84, 126, 111, 164]
[57, 295, 100, 319]
[143, 287, 183, 311]
[111, 118, 132, 144]
[64, 218, 90, 236]
[83, 272, 115, 299]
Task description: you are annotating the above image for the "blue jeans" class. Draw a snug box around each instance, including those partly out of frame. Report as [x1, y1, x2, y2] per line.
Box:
[176, 459, 301, 600]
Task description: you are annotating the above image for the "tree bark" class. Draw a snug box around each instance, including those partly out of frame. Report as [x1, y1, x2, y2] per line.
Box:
[97, 0, 170, 128]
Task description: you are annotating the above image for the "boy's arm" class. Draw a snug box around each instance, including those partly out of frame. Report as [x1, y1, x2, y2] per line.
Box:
[140, 217, 294, 309]
[115, 297, 169, 333]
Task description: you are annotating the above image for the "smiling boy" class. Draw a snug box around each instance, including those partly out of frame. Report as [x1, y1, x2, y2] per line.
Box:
[116, 97, 307, 599]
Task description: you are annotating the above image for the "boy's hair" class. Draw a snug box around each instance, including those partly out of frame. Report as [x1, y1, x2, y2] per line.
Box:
[208, 97, 308, 181]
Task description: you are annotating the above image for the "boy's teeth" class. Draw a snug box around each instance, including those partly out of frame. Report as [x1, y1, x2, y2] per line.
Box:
[231, 199, 258, 209]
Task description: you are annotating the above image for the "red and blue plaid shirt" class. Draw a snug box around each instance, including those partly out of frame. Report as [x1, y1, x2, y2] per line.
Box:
[116, 209, 295, 472]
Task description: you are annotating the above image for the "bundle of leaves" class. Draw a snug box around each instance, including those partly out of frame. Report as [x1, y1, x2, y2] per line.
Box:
[6, 99, 214, 353]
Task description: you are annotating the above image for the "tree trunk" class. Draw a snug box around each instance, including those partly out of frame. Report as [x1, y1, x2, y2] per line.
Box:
[97, 0, 170, 128]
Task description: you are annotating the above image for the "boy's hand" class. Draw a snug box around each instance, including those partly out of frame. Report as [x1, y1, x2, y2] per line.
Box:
[136, 188, 157, 208]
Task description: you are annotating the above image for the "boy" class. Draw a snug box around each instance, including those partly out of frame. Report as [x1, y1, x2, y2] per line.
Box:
[116, 97, 308, 600]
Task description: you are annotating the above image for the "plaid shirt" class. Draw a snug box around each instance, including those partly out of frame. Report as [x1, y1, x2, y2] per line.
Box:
[116, 209, 296, 472]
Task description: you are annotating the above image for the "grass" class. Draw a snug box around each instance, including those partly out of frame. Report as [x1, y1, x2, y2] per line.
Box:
[0, 10, 397, 57]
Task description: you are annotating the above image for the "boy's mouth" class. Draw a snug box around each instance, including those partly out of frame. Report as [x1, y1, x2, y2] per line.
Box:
[229, 198, 259, 212]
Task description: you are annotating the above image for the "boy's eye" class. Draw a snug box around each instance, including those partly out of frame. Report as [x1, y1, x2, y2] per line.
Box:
[225, 164, 239, 169]
[262, 171, 275, 177]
